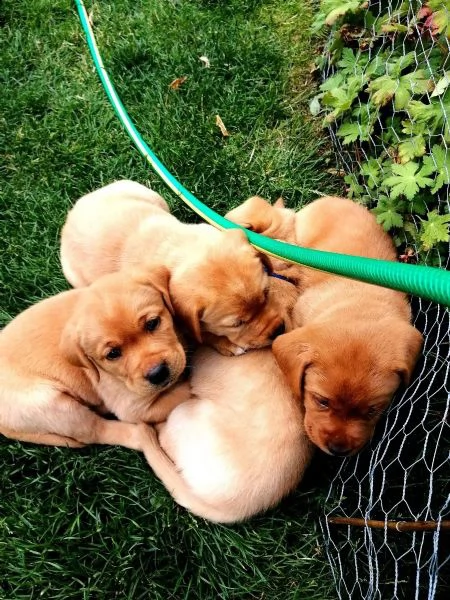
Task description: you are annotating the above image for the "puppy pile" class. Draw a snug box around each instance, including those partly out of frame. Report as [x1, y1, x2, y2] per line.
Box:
[0, 181, 423, 523]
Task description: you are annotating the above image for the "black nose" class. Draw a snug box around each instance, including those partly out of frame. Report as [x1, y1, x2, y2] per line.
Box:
[270, 322, 286, 340]
[327, 442, 352, 457]
[145, 362, 170, 386]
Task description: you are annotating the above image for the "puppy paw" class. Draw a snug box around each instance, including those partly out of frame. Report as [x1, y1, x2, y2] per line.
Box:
[211, 337, 246, 356]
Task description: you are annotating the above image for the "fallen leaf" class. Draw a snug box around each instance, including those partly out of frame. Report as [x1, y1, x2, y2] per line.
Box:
[326, 168, 346, 177]
[169, 76, 188, 90]
[199, 55, 210, 68]
[215, 114, 230, 137]
[309, 95, 322, 116]
[88, 9, 94, 26]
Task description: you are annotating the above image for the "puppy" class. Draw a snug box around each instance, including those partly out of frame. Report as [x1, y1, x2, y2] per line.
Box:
[60, 180, 285, 356]
[0, 269, 187, 449]
[227, 195, 423, 456]
[137, 278, 314, 523]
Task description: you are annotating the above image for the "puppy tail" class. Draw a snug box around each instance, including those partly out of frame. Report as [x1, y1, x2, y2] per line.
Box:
[138, 425, 245, 523]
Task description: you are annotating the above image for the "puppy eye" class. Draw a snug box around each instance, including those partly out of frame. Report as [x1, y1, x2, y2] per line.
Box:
[106, 347, 122, 361]
[233, 318, 247, 328]
[145, 316, 161, 332]
[366, 406, 381, 419]
[314, 395, 329, 409]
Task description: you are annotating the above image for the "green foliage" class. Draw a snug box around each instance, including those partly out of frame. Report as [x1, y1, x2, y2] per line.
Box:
[420, 210, 450, 249]
[384, 162, 434, 200]
[312, 0, 450, 263]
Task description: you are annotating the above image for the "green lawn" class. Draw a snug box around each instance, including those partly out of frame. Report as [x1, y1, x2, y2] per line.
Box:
[0, 1, 340, 598]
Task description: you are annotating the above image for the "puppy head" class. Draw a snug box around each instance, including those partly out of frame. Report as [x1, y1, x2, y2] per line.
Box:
[173, 228, 289, 349]
[273, 319, 423, 456]
[61, 268, 186, 399]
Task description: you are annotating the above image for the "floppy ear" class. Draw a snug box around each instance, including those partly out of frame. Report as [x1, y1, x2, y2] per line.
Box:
[59, 314, 100, 380]
[225, 196, 276, 234]
[168, 277, 203, 343]
[177, 300, 203, 343]
[148, 266, 175, 315]
[130, 264, 175, 315]
[222, 226, 273, 272]
[393, 323, 424, 386]
[272, 328, 315, 397]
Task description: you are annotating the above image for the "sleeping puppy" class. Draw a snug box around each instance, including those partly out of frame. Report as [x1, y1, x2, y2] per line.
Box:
[0, 269, 187, 449]
[60, 180, 285, 356]
[138, 278, 314, 523]
[227, 195, 423, 456]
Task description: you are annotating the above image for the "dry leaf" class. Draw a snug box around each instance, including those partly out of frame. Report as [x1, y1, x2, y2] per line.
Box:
[215, 114, 230, 137]
[199, 55, 211, 68]
[326, 168, 346, 177]
[169, 76, 188, 90]
[88, 9, 94, 26]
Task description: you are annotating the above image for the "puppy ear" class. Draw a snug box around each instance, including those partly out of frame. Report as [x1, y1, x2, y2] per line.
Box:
[225, 196, 275, 234]
[60, 315, 100, 380]
[393, 323, 424, 386]
[178, 301, 203, 343]
[274, 197, 285, 208]
[272, 329, 314, 397]
[148, 266, 175, 315]
[130, 264, 175, 315]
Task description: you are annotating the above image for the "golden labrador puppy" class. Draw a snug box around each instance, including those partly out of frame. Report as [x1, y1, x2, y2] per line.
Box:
[227, 195, 423, 456]
[0, 269, 187, 448]
[60, 180, 285, 356]
[138, 278, 314, 523]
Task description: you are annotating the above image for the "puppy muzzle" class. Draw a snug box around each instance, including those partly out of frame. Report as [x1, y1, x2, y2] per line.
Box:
[145, 362, 171, 387]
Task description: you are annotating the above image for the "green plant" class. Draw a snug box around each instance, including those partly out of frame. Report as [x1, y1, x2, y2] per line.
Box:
[311, 0, 450, 264]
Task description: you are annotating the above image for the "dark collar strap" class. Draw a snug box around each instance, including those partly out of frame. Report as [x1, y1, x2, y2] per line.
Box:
[264, 266, 297, 285]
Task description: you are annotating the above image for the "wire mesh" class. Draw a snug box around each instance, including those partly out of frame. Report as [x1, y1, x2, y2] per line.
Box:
[317, 1, 450, 598]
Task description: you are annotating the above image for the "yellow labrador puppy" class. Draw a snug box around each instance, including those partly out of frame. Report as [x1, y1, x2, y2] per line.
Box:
[138, 278, 314, 523]
[0, 269, 187, 448]
[227, 195, 423, 456]
[60, 180, 285, 356]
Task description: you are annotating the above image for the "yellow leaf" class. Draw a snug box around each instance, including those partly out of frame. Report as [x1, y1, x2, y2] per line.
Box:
[169, 76, 188, 90]
[215, 115, 230, 137]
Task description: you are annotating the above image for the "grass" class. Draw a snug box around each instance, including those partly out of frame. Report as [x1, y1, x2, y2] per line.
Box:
[0, 0, 341, 598]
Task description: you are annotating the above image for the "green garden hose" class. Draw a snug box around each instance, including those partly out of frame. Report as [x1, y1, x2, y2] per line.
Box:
[74, 0, 450, 307]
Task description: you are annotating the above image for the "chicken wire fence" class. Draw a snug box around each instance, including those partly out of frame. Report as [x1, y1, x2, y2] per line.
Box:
[315, 1, 450, 599]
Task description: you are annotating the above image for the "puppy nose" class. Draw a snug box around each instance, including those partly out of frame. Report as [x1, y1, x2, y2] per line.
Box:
[327, 442, 352, 457]
[270, 321, 286, 340]
[145, 362, 170, 386]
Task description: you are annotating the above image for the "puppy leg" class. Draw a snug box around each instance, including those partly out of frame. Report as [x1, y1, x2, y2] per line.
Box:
[0, 426, 86, 448]
[58, 394, 145, 450]
[142, 382, 192, 423]
[138, 424, 241, 523]
[5, 392, 144, 451]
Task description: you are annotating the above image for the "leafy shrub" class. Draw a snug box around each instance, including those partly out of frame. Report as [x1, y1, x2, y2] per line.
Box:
[311, 0, 450, 265]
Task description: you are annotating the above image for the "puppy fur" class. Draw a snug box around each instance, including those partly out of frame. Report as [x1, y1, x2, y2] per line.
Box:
[60, 180, 285, 356]
[138, 277, 314, 523]
[0, 270, 187, 449]
[227, 195, 423, 456]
